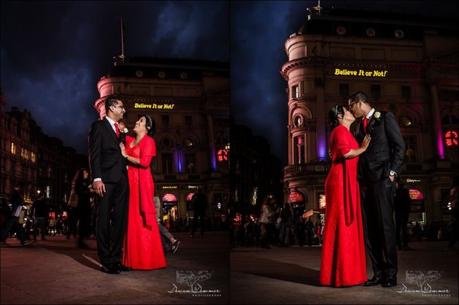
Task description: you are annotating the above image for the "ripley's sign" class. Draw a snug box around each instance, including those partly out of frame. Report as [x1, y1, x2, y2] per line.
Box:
[334, 68, 388, 78]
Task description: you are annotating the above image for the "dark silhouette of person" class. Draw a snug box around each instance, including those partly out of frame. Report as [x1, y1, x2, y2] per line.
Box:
[74, 168, 92, 248]
[0, 187, 31, 246]
[191, 188, 207, 237]
[32, 194, 49, 241]
[305, 217, 315, 247]
[394, 179, 411, 250]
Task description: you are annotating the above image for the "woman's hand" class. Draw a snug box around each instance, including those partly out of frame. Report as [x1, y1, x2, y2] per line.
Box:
[361, 134, 371, 150]
[119, 142, 127, 157]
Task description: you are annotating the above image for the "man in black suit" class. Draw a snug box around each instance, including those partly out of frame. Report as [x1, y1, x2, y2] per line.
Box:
[348, 91, 405, 288]
[88, 96, 129, 274]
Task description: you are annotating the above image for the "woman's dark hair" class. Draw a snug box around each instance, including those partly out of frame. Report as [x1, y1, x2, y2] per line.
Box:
[139, 114, 156, 136]
[328, 105, 345, 129]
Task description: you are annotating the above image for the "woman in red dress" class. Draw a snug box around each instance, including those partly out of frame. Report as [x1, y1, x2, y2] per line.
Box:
[320, 105, 370, 287]
[120, 114, 166, 270]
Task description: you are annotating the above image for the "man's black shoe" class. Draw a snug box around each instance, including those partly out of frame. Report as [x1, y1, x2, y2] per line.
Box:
[381, 278, 397, 287]
[363, 276, 382, 286]
[171, 240, 181, 254]
[100, 264, 120, 274]
[116, 263, 132, 272]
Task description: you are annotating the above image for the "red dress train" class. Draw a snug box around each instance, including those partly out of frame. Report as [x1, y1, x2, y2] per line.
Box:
[122, 135, 167, 270]
[319, 125, 367, 287]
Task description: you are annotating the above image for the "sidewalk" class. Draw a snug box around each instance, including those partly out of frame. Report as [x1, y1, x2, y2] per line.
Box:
[1, 232, 229, 304]
[231, 241, 458, 304]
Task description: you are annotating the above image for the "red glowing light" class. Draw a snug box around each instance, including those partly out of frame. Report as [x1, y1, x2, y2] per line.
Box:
[162, 193, 177, 202]
[288, 191, 305, 204]
[409, 189, 424, 200]
[217, 149, 228, 162]
[186, 192, 195, 202]
[445, 130, 458, 147]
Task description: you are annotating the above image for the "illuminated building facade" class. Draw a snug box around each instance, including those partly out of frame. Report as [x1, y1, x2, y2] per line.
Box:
[92, 57, 230, 224]
[0, 100, 85, 208]
[282, 7, 459, 224]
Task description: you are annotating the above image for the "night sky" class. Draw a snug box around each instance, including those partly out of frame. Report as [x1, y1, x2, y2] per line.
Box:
[2, 1, 457, 163]
[231, 0, 458, 165]
[1, 1, 229, 154]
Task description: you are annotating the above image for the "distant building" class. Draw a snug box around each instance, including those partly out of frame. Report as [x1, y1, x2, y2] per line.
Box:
[0, 95, 86, 209]
[282, 6, 459, 225]
[92, 57, 230, 224]
[231, 124, 283, 215]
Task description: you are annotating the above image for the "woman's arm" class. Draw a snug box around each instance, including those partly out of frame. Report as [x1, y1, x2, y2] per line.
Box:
[343, 134, 371, 159]
[119, 143, 142, 165]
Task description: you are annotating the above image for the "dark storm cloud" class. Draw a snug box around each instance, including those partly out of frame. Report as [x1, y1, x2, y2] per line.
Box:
[1, 1, 229, 153]
[231, 0, 458, 165]
[231, 1, 311, 163]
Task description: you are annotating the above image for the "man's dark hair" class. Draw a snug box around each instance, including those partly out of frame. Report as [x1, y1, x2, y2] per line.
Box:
[349, 91, 369, 105]
[104, 96, 120, 113]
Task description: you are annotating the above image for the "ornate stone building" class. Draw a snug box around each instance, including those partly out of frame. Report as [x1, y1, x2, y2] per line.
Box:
[282, 7, 459, 225]
[92, 57, 230, 224]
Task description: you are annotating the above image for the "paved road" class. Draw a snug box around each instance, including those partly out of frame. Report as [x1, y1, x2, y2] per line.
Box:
[1, 232, 229, 304]
[231, 241, 458, 304]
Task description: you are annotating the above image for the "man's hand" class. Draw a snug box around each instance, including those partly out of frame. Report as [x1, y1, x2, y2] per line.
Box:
[93, 180, 106, 197]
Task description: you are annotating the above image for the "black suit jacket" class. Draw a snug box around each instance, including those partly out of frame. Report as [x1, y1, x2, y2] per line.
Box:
[353, 111, 405, 182]
[88, 118, 126, 184]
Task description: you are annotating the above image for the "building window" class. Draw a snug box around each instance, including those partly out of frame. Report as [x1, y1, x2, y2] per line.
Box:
[370, 84, 381, 100]
[292, 85, 300, 99]
[404, 135, 417, 162]
[401, 85, 411, 99]
[31, 152, 36, 163]
[161, 115, 170, 128]
[339, 83, 349, 99]
[10, 142, 16, 155]
[293, 114, 304, 128]
[294, 136, 305, 164]
[185, 153, 196, 173]
[162, 153, 174, 174]
[185, 116, 192, 127]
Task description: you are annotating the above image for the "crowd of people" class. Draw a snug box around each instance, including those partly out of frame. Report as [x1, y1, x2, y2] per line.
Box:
[231, 199, 324, 249]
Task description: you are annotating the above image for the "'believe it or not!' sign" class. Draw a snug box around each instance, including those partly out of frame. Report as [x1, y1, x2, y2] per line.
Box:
[134, 103, 175, 110]
[334, 68, 388, 78]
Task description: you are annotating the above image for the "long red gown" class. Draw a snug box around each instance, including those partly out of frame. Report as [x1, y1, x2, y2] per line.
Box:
[122, 135, 167, 270]
[320, 125, 367, 287]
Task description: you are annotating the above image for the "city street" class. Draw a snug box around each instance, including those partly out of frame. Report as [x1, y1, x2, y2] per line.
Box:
[1, 232, 229, 304]
[231, 241, 458, 304]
